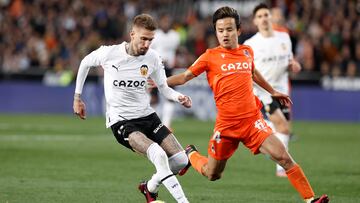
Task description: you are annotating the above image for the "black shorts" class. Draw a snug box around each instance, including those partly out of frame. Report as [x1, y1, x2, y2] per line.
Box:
[262, 99, 291, 121]
[110, 113, 171, 151]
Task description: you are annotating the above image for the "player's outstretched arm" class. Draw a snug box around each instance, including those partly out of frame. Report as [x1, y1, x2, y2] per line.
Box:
[271, 91, 292, 106]
[167, 70, 195, 87]
[288, 59, 302, 73]
[147, 70, 195, 89]
[253, 68, 292, 106]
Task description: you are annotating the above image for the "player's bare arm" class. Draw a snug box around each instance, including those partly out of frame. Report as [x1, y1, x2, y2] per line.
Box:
[288, 58, 302, 73]
[167, 70, 195, 86]
[253, 68, 292, 106]
[147, 70, 195, 88]
[73, 93, 86, 120]
[147, 73, 192, 108]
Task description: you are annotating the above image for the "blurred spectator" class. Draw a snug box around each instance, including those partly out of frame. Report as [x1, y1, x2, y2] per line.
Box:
[295, 34, 315, 72]
[320, 61, 331, 77]
[0, 0, 359, 82]
[346, 61, 357, 78]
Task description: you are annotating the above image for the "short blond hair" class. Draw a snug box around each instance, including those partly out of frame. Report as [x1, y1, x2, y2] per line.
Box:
[132, 14, 157, 31]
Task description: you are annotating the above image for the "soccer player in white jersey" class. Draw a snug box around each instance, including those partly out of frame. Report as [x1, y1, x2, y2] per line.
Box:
[150, 13, 181, 129]
[73, 14, 190, 203]
[244, 3, 302, 177]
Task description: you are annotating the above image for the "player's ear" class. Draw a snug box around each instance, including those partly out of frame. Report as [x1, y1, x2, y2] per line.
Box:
[237, 28, 241, 36]
[130, 29, 135, 39]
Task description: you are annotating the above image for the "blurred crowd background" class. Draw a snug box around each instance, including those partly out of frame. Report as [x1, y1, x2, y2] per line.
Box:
[0, 0, 359, 85]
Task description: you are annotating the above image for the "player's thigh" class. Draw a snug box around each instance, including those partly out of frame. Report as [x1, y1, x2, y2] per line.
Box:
[259, 133, 292, 162]
[128, 131, 154, 155]
[280, 105, 291, 121]
[205, 155, 227, 176]
[160, 133, 184, 157]
[269, 109, 289, 130]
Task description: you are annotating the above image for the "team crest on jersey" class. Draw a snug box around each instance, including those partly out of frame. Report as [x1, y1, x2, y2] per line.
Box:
[221, 53, 225, 58]
[281, 43, 287, 51]
[140, 64, 148, 76]
[243, 50, 250, 58]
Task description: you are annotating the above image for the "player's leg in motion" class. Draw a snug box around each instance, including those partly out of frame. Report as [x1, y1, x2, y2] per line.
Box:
[259, 134, 329, 203]
[160, 133, 189, 175]
[269, 107, 291, 177]
[128, 132, 189, 203]
[185, 144, 228, 181]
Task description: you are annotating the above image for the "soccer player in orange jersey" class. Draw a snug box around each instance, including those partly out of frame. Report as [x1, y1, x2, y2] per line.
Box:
[167, 6, 329, 203]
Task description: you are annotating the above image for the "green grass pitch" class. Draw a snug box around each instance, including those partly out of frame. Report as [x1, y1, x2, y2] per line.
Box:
[0, 114, 359, 202]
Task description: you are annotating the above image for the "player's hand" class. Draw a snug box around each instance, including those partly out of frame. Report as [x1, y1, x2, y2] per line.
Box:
[178, 95, 192, 108]
[288, 59, 301, 73]
[271, 91, 293, 107]
[147, 78, 157, 89]
[73, 98, 86, 120]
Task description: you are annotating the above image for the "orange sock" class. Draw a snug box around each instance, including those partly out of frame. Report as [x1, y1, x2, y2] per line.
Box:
[286, 164, 315, 199]
[189, 152, 208, 175]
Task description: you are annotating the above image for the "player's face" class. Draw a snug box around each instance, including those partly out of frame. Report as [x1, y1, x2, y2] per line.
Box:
[254, 8, 272, 31]
[215, 17, 240, 49]
[130, 26, 155, 55]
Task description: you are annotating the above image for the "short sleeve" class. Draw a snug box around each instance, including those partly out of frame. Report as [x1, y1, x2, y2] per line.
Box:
[188, 51, 209, 76]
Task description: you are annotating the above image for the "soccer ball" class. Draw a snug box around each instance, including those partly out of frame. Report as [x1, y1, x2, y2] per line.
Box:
[150, 201, 165, 203]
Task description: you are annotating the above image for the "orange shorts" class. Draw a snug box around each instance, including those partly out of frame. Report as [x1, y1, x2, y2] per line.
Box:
[208, 112, 273, 160]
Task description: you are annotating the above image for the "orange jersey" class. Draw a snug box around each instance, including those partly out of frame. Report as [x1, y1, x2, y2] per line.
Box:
[188, 45, 261, 121]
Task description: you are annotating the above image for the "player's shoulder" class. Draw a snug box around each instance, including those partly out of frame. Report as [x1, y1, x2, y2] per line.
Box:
[146, 48, 161, 58]
[99, 43, 122, 50]
[239, 44, 253, 51]
[243, 33, 260, 45]
[274, 30, 290, 39]
[146, 48, 164, 64]
[206, 46, 224, 55]
[94, 43, 123, 56]
[238, 44, 254, 57]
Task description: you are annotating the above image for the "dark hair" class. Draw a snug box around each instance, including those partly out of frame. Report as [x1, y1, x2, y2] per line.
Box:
[253, 3, 269, 17]
[212, 6, 241, 30]
[132, 14, 157, 31]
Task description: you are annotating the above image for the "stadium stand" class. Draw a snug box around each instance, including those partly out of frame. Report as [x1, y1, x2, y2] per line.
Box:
[1, 0, 358, 80]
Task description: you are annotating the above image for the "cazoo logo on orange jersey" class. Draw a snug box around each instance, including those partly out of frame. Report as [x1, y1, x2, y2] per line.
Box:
[220, 62, 252, 72]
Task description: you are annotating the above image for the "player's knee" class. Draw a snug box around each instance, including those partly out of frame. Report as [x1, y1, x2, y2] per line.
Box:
[147, 143, 172, 174]
[168, 151, 188, 174]
[277, 122, 290, 134]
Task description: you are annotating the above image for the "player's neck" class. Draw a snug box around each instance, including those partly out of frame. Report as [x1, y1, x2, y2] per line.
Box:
[259, 28, 274, 38]
[125, 42, 137, 56]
